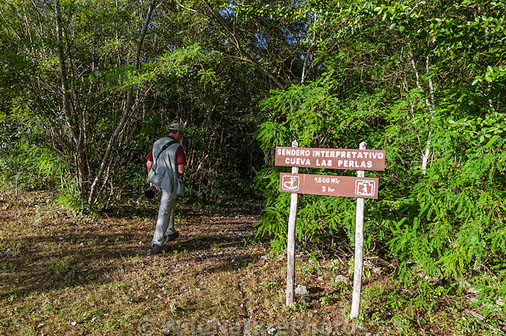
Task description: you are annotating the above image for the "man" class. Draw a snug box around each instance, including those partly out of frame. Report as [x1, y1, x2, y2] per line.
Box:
[146, 122, 186, 254]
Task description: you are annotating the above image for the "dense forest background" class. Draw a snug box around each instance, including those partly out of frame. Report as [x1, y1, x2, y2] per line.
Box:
[1, 0, 505, 318]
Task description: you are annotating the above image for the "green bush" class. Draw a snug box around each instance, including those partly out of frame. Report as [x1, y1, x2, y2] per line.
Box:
[255, 76, 506, 313]
[0, 120, 83, 210]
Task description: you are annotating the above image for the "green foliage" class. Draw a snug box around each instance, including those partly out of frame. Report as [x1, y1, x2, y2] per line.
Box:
[254, 0, 506, 313]
[389, 115, 506, 307]
[0, 0, 273, 206]
[255, 79, 385, 249]
[1, 0, 505, 316]
[0, 115, 82, 210]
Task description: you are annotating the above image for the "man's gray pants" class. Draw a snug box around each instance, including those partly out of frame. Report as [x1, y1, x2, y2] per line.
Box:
[152, 188, 178, 246]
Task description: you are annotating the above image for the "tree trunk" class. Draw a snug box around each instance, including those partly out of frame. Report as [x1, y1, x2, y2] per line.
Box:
[87, 0, 157, 206]
[409, 51, 436, 175]
[54, 0, 86, 193]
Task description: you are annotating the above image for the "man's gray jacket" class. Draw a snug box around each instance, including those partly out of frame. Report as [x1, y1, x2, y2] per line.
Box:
[147, 136, 183, 194]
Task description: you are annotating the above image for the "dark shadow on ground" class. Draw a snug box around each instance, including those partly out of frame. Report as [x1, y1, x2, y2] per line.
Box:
[0, 232, 147, 298]
[101, 202, 261, 220]
[0, 198, 262, 298]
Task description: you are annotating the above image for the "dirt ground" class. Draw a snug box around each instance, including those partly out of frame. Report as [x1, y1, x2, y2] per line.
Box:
[1, 190, 504, 335]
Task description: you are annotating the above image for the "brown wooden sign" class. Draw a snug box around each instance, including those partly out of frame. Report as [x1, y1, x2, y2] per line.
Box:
[279, 173, 379, 199]
[275, 147, 385, 171]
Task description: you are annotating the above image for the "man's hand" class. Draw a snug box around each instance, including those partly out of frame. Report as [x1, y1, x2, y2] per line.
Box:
[146, 160, 153, 174]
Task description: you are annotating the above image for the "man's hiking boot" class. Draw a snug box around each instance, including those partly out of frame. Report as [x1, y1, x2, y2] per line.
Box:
[151, 244, 170, 255]
[166, 231, 179, 242]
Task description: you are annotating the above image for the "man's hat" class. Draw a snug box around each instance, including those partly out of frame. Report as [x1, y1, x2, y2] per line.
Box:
[169, 123, 184, 132]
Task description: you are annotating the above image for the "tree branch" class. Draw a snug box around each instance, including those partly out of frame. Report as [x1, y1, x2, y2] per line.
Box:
[88, 0, 157, 205]
[199, 0, 285, 89]
[408, 50, 436, 175]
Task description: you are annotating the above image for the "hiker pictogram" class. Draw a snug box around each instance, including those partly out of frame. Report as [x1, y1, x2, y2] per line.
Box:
[355, 180, 376, 197]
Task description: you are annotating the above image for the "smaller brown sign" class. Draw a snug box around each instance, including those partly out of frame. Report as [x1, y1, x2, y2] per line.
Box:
[279, 173, 379, 199]
[275, 147, 385, 171]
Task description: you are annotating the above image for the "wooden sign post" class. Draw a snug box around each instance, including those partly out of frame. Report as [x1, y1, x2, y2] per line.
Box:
[286, 140, 299, 306]
[275, 142, 385, 317]
[350, 141, 366, 319]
